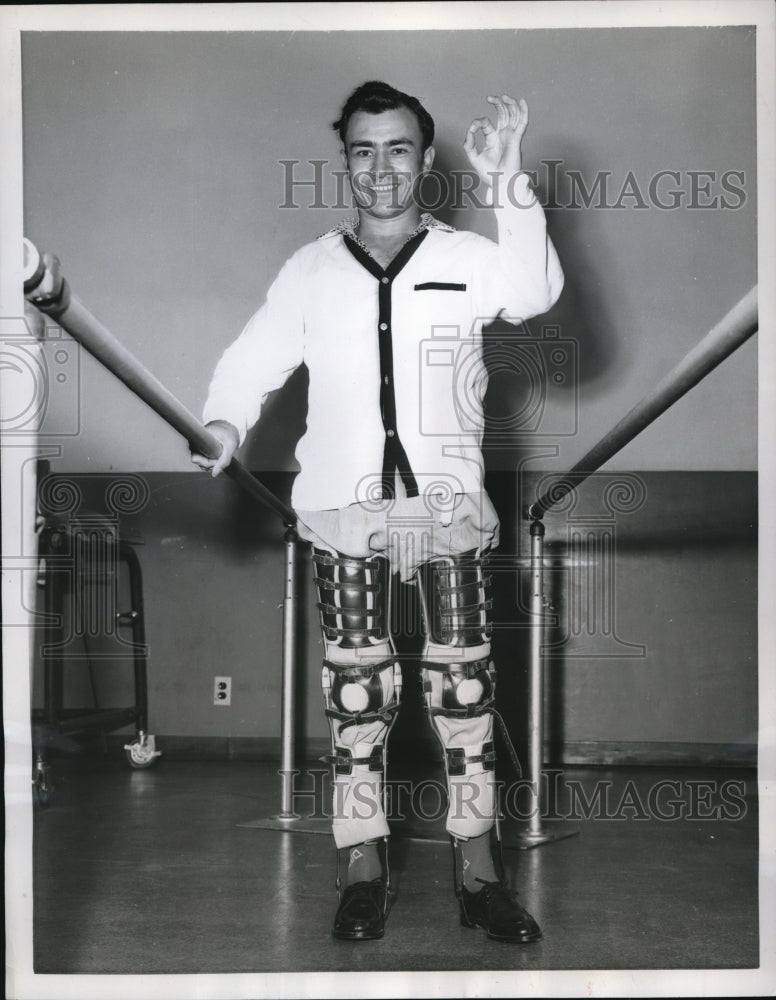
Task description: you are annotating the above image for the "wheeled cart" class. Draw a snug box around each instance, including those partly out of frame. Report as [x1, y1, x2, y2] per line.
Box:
[32, 505, 160, 804]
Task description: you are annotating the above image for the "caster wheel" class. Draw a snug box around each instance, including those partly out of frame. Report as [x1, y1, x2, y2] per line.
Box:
[124, 733, 162, 769]
[124, 746, 156, 769]
[32, 765, 55, 806]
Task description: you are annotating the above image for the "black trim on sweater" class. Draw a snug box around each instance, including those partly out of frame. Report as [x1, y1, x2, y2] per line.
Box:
[343, 229, 430, 499]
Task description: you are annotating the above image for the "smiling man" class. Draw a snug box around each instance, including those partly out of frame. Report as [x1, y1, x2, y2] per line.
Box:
[343, 100, 435, 251]
[194, 80, 563, 943]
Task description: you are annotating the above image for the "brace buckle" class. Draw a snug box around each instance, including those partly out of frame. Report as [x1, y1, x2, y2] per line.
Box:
[446, 741, 496, 776]
[324, 745, 385, 776]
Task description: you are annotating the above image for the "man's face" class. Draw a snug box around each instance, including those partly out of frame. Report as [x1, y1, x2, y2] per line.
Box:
[342, 106, 435, 220]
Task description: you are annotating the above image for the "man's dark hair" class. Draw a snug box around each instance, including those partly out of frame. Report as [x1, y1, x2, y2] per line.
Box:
[333, 80, 435, 152]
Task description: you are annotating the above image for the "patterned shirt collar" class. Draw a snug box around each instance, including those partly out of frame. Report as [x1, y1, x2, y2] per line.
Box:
[318, 213, 455, 253]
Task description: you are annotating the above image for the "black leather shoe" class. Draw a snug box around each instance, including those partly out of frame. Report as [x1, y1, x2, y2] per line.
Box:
[459, 881, 542, 943]
[332, 878, 387, 940]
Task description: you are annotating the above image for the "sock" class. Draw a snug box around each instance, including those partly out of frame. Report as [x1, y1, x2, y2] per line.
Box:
[345, 840, 381, 886]
[459, 831, 499, 891]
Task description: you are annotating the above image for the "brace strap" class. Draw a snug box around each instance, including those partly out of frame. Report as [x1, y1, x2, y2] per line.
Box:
[446, 741, 496, 776]
[436, 572, 493, 593]
[314, 576, 381, 593]
[491, 709, 523, 780]
[431, 704, 524, 780]
[316, 600, 383, 618]
[439, 623, 493, 642]
[426, 700, 494, 720]
[423, 657, 495, 719]
[321, 623, 386, 640]
[313, 551, 379, 569]
[439, 601, 493, 619]
[323, 657, 399, 680]
[321, 744, 384, 775]
[422, 656, 491, 675]
[324, 701, 400, 730]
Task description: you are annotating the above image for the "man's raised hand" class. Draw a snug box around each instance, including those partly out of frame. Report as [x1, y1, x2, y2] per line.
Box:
[464, 95, 529, 189]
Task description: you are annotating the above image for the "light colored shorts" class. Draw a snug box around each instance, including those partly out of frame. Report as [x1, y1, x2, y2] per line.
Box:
[295, 491, 500, 580]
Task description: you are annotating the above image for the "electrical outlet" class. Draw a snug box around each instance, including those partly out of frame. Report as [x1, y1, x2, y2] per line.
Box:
[213, 676, 231, 706]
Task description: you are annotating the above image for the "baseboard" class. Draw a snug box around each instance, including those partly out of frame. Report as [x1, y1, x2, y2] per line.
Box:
[97, 734, 756, 767]
[546, 740, 756, 767]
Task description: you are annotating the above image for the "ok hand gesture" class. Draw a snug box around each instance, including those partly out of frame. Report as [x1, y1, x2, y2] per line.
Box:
[464, 94, 529, 189]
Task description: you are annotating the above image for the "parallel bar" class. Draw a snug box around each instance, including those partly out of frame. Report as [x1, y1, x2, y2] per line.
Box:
[23, 242, 296, 526]
[515, 287, 756, 850]
[528, 286, 758, 518]
[25, 239, 302, 825]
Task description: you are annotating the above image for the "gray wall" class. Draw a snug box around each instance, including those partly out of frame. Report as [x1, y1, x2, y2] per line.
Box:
[24, 28, 758, 760]
[23, 28, 757, 474]
[32, 470, 757, 761]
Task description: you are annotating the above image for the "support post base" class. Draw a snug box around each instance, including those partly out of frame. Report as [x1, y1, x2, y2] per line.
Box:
[237, 815, 450, 844]
[505, 824, 580, 851]
[237, 815, 331, 836]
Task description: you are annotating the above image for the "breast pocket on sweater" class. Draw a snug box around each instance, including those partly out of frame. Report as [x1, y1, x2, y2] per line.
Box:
[410, 283, 472, 342]
[414, 282, 467, 292]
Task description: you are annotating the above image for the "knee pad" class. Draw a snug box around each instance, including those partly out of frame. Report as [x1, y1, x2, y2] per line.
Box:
[321, 656, 403, 738]
[422, 656, 495, 721]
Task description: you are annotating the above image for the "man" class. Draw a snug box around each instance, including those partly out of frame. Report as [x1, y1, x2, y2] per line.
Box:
[193, 81, 564, 942]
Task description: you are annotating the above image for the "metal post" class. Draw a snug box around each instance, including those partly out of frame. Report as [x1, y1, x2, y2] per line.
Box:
[511, 519, 578, 850]
[278, 527, 299, 819]
[241, 529, 332, 834]
[527, 520, 545, 839]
